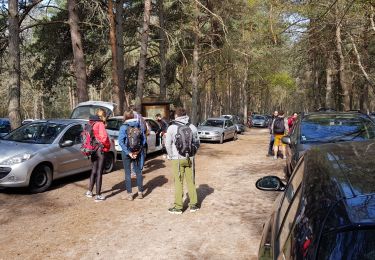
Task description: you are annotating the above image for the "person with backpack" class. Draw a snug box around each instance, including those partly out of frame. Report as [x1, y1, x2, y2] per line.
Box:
[118, 110, 146, 201]
[267, 110, 278, 157]
[165, 107, 200, 214]
[84, 115, 111, 201]
[288, 112, 298, 132]
[271, 111, 289, 160]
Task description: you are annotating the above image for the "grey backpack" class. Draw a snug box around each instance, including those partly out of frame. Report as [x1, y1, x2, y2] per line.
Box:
[174, 122, 198, 158]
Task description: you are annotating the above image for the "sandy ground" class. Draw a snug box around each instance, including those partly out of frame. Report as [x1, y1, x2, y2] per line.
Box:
[0, 128, 285, 260]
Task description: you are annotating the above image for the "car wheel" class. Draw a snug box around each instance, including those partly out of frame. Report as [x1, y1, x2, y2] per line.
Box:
[29, 164, 53, 193]
[219, 134, 224, 144]
[104, 152, 114, 173]
[233, 132, 238, 141]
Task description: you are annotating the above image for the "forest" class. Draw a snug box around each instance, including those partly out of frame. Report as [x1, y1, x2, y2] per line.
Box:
[1, 0, 375, 129]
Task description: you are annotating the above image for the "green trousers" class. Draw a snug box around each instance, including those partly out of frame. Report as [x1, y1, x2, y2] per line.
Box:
[172, 159, 198, 210]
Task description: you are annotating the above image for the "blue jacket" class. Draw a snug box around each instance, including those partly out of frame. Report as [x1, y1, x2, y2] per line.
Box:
[118, 119, 146, 156]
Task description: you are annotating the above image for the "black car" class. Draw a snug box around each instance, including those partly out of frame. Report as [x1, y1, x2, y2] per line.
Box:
[256, 141, 375, 259]
[282, 111, 375, 177]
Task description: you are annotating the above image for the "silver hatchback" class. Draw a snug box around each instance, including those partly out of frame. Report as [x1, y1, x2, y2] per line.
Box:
[0, 119, 116, 193]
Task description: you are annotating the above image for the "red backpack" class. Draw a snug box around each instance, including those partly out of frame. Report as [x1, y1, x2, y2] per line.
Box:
[80, 123, 99, 156]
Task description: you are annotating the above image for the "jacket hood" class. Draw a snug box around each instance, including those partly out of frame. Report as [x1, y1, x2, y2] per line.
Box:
[175, 115, 190, 124]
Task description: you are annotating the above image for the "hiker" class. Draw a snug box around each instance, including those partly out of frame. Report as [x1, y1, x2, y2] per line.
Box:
[96, 107, 108, 126]
[130, 106, 148, 170]
[288, 112, 298, 132]
[165, 107, 200, 214]
[267, 110, 278, 157]
[155, 113, 168, 147]
[271, 111, 289, 160]
[119, 110, 146, 201]
[85, 115, 111, 201]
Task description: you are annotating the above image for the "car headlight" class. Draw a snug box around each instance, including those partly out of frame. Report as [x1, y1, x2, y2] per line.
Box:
[0, 153, 33, 165]
[212, 131, 220, 135]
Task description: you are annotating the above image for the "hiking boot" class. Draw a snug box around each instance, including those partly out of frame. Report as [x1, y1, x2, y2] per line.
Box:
[168, 207, 182, 215]
[85, 190, 93, 198]
[137, 192, 144, 199]
[94, 194, 105, 202]
[189, 205, 200, 212]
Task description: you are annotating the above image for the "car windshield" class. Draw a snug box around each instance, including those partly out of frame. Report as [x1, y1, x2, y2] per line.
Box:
[300, 115, 375, 144]
[70, 105, 112, 120]
[106, 119, 123, 131]
[254, 115, 265, 120]
[3, 122, 67, 144]
[318, 229, 375, 259]
[0, 124, 10, 134]
[202, 120, 224, 128]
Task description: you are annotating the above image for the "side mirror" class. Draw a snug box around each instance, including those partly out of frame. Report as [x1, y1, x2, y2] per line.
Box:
[60, 140, 74, 148]
[255, 176, 285, 191]
[282, 136, 291, 145]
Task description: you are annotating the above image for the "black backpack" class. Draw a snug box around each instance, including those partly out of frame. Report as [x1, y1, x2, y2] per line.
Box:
[126, 124, 142, 152]
[273, 117, 285, 134]
[174, 122, 198, 158]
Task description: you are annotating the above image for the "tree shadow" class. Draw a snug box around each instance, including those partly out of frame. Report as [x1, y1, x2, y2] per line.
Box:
[182, 184, 214, 210]
[143, 175, 168, 197]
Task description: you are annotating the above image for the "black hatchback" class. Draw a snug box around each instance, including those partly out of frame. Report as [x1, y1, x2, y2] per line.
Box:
[282, 111, 375, 177]
[256, 141, 375, 259]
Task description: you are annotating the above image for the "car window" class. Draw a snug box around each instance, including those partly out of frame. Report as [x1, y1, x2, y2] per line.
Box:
[276, 160, 305, 237]
[106, 119, 123, 131]
[202, 120, 224, 128]
[279, 187, 302, 259]
[318, 229, 375, 259]
[60, 124, 83, 145]
[300, 115, 375, 143]
[227, 120, 233, 127]
[146, 119, 160, 133]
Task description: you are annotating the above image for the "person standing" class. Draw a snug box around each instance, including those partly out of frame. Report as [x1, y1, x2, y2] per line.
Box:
[271, 111, 289, 160]
[288, 112, 298, 132]
[155, 113, 168, 147]
[165, 107, 200, 214]
[267, 110, 278, 156]
[119, 110, 146, 201]
[85, 115, 111, 201]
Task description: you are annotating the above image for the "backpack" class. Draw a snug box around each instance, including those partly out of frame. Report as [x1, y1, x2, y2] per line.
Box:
[126, 124, 142, 152]
[273, 117, 285, 134]
[174, 122, 198, 158]
[80, 123, 99, 156]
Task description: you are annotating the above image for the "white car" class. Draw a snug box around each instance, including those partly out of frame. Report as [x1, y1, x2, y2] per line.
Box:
[70, 101, 116, 120]
[106, 116, 165, 156]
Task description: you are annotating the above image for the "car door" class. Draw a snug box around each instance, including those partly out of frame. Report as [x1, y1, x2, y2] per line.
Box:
[55, 124, 91, 177]
[226, 120, 236, 138]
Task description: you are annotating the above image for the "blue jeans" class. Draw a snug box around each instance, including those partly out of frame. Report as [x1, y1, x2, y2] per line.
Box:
[268, 134, 275, 155]
[122, 152, 143, 194]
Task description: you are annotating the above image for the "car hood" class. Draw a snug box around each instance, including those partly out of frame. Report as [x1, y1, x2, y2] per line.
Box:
[198, 126, 223, 132]
[0, 140, 45, 161]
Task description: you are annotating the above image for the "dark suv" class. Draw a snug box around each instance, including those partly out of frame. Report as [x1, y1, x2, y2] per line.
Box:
[282, 111, 375, 176]
[256, 141, 375, 259]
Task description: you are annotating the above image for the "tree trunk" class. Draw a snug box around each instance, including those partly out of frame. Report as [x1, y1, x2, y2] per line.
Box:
[191, 2, 200, 125]
[8, 0, 22, 129]
[335, 4, 350, 111]
[135, 0, 152, 113]
[242, 61, 249, 121]
[116, 0, 126, 112]
[158, 0, 167, 99]
[325, 52, 334, 109]
[68, 0, 88, 103]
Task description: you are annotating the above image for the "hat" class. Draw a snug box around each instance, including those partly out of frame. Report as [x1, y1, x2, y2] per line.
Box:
[89, 115, 101, 121]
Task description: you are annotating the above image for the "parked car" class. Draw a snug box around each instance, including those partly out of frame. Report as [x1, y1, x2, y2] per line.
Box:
[22, 119, 37, 125]
[70, 101, 115, 120]
[0, 118, 11, 137]
[221, 115, 246, 134]
[197, 117, 237, 143]
[282, 111, 375, 177]
[252, 115, 269, 128]
[256, 140, 375, 259]
[106, 116, 165, 157]
[369, 112, 375, 122]
[0, 119, 116, 193]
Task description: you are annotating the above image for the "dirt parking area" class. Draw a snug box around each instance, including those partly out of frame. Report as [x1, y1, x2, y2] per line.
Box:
[0, 128, 285, 260]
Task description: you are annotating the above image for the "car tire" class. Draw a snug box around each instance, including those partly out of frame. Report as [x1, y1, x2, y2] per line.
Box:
[219, 134, 224, 144]
[104, 152, 115, 173]
[29, 164, 53, 193]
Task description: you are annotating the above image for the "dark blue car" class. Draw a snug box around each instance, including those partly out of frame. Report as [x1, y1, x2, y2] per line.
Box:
[0, 118, 11, 137]
[256, 140, 375, 259]
[282, 112, 375, 177]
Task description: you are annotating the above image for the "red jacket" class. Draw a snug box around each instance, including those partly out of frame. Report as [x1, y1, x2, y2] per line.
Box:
[92, 121, 110, 152]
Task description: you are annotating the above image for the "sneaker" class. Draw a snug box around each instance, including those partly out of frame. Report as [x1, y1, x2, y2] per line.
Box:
[127, 194, 134, 201]
[85, 191, 93, 198]
[168, 207, 182, 215]
[137, 192, 143, 199]
[190, 205, 200, 212]
[94, 194, 105, 202]
[273, 156, 278, 160]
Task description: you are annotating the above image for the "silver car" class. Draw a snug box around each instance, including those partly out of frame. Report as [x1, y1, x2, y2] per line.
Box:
[0, 119, 116, 193]
[197, 118, 237, 143]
